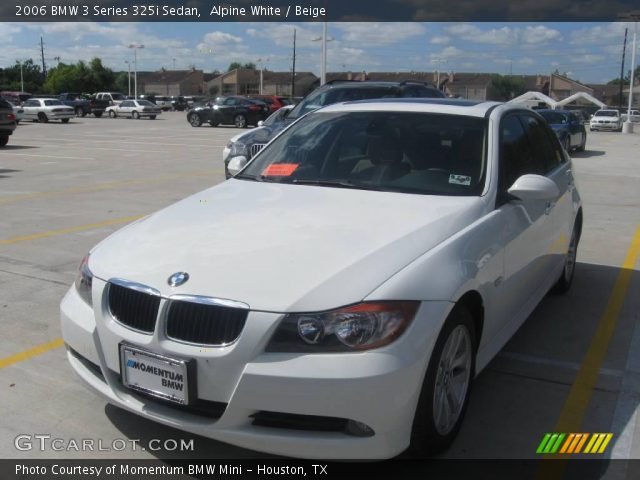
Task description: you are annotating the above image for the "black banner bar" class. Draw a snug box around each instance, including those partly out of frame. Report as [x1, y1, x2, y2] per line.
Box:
[3, 0, 640, 22]
[3, 459, 640, 480]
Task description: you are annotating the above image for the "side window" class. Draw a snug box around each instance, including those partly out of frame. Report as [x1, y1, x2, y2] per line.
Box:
[224, 97, 237, 106]
[520, 115, 563, 173]
[499, 115, 537, 192]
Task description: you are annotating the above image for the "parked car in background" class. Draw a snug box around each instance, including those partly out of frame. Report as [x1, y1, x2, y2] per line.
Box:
[621, 109, 640, 123]
[538, 109, 586, 153]
[85, 96, 110, 118]
[153, 96, 173, 111]
[58, 93, 93, 117]
[186, 96, 269, 128]
[106, 99, 161, 119]
[0, 91, 31, 105]
[21, 98, 74, 123]
[248, 94, 292, 113]
[170, 96, 188, 111]
[590, 109, 622, 131]
[62, 99, 582, 459]
[223, 80, 446, 171]
[0, 98, 17, 146]
[5, 100, 24, 124]
[95, 92, 127, 105]
[223, 105, 293, 171]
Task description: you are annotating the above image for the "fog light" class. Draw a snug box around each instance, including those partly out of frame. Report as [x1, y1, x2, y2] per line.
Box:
[297, 316, 324, 344]
[345, 420, 375, 437]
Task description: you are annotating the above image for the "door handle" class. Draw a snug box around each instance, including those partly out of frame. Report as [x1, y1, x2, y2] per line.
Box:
[545, 201, 554, 215]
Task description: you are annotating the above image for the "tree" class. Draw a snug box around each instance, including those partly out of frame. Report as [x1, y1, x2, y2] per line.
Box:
[43, 58, 116, 93]
[227, 62, 256, 72]
[491, 74, 526, 101]
[0, 59, 43, 92]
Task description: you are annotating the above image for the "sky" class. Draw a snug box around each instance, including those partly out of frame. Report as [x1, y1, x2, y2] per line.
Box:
[0, 21, 637, 84]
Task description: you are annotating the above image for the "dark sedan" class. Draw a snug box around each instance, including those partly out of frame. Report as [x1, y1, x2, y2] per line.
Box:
[186, 96, 269, 128]
[538, 109, 586, 153]
[0, 98, 17, 147]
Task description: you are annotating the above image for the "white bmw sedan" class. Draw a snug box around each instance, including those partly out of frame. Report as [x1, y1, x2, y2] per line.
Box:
[61, 99, 582, 459]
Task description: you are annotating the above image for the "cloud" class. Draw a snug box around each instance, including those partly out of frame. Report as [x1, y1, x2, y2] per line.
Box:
[444, 23, 561, 45]
[0, 23, 21, 42]
[430, 35, 450, 45]
[569, 22, 631, 44]
[334, 22, 426, 47]
[199, 31, 243, 48]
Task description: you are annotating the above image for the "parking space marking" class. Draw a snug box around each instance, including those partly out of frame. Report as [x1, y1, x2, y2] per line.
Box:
[0, 153, 95, 160]
[0, 169, 216, 206]
[554, 225, 640, 433]
[0, 338, 64, 369]
[0, 215, 144, 245]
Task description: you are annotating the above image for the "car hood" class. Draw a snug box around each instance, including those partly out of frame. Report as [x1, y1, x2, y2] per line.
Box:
[235, 120, 291, 145]
[90, 180, 483, 312]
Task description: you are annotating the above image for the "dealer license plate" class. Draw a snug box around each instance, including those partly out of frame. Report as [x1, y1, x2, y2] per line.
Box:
[120, 345, 191, 405]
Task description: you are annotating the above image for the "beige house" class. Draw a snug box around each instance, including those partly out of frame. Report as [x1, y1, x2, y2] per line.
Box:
[138, 69, 205, 96]
[206, 69, 317, 97]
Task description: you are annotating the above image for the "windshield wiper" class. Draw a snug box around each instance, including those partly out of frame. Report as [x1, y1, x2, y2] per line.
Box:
[290, 179, 383, 190]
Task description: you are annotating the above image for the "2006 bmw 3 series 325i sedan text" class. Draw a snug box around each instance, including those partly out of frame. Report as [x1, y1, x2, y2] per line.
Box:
[61, 98, 582, 459]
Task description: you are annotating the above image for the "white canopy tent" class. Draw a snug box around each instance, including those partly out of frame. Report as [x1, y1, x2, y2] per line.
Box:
[507, 91, 606, 110]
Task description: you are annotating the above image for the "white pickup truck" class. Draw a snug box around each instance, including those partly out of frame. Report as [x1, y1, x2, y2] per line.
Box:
[94, 92, 127, 105]
[621, 109, 640, 123]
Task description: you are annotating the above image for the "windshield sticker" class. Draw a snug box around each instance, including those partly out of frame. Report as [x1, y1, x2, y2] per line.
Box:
[449, 174, 472, 186]
[262, 163, 299, 176]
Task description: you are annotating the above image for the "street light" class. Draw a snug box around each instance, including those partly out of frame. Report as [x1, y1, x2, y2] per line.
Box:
[257, 57, 269, 94]
[312, 22, 334, 85]
[124, 60, 132, 97]
[619, 12, 640, 134]
[18, 60, 24, 93]
[431, 58, 446, 90]
[128, 43, 145, 99]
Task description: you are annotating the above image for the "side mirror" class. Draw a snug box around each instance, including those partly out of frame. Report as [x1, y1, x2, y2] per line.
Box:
[507, 174, 559, 202]
[227, 156, 248, 177]
[257, 120, 264, 127]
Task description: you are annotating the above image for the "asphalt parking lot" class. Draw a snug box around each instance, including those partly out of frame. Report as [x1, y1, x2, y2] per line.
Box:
[1, 113, 639, 468]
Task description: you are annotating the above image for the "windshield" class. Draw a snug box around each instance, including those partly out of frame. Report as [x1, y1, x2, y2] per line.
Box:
[239, 111, 487, 196]
[287, 86, 397, 120]
[137, 100, 155, 106]
[264, 107, 292, 126]
[594, 110, 618, 117]
[539, 111, 569, 124]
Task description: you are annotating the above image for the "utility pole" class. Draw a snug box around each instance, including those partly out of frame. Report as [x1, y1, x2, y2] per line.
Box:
[321, 22, 327, 85]
[619, 28, 628, 109]
[619, 11, 639, 134]
[19, 61, 24, 92]
[128, 44, 145, 99]
[124, 60, 132, 97]
[40, 36, 47, 77]
[291, 28, 296, 96]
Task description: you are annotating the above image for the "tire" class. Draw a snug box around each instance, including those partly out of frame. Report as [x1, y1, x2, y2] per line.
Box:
[132, 111, 140, 119]
[552, 219, 580, 294]
[38, 112, 48, 123]
[61, 118, 70, 123]
[576, 133, 586, 152]
[0, 136, 8, 147]
[94, 112, 103, 118]
[150, 115, 156, 120]
[408, 305, 476, 457]
[74, 107, 85, 118]
[109, 110, 116, 118]
[234, 114, 247, 128]
[208, 121, 219, 127]
[563, 137, 571, 154]
[188, 113, 202, 127]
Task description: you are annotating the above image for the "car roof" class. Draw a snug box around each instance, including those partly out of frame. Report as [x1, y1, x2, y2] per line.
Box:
[320, 80, 438, 89]
[318, 98, 503, 118]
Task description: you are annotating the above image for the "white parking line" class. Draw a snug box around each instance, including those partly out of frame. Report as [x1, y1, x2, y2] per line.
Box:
[0, 153, 95, 160]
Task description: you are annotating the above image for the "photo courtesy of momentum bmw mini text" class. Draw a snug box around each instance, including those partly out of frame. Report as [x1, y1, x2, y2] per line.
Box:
[1, 0, 640, 479]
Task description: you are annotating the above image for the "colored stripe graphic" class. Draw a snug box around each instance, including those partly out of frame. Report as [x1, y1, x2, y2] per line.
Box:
[537, 433, 613, 454]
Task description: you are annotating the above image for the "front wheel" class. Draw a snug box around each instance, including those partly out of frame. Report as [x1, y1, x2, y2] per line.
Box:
[94, 112, 103, 118]
[552, 221, 580, 294]
[234, 114, 247, 128]
[75, 107, 85, 117]
[132, 111, 140, 119]
[576, 133, 586, 152]
[0, 136, 8, 147]
[109, 110, 116, 118]
[408, 305, 476, 456]
[188, 113, 202, 127]
[61, 118, 70, 123]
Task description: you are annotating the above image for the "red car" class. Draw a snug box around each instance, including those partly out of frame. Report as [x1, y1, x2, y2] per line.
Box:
[248, 95, 293, 113]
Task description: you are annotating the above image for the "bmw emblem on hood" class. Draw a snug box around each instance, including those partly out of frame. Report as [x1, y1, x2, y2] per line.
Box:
[168, 272, 189, 287]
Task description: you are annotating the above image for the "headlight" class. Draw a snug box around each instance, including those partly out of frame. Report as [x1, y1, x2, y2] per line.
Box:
[266, 301, 419, 352]
[75, 254, 93, 306]
[229, 142, 248, 157]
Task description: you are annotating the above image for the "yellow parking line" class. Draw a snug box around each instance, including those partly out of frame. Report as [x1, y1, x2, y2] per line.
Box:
[0, 169, 216, 206]
[553, 225, 640, 434]
[0, 338, 64, 369]
[0, 215, 144, 245]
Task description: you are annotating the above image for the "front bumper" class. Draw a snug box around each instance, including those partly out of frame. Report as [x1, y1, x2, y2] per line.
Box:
[590, 122, 620, 130]
[60, 280, 450, 459]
